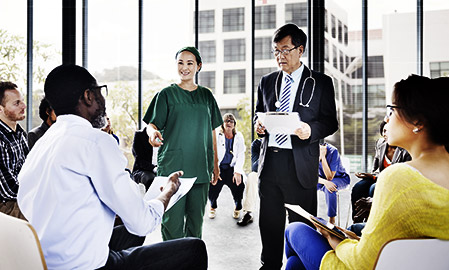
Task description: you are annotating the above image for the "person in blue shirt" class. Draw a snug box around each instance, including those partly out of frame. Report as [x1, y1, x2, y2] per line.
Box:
[316, 142, 350, 224]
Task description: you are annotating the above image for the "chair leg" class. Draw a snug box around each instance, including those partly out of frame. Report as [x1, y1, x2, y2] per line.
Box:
[345, 199, 352, 228]
[337, 191, 340, 226]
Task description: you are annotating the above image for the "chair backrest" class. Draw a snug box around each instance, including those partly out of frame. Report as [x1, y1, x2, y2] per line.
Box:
[374, 238, 449, 270]
[0, 212, 47, 270]
[341, 156, 351, 173]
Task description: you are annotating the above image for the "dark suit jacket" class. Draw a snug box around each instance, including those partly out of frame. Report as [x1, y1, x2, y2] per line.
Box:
[372, 138, 411, 175]
[28, 122, 50, 150]
[255, 66, 338, 189]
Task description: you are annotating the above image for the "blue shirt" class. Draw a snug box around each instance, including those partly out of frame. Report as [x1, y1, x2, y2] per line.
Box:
[318, 143, 348, 179]
[220, 137, 234, 169]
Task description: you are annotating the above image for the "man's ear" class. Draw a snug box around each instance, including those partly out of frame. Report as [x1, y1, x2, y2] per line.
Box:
[81, 89, 94, 106]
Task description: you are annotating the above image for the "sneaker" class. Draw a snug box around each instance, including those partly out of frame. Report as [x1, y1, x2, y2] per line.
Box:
[209, 208, 216, 219]
[233, 209, 240, 219]
[237, 212, 254, 226]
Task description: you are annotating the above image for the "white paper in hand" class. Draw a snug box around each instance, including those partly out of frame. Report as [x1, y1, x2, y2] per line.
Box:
[144, 176, 196, 211]
[257, 112, 301, 135]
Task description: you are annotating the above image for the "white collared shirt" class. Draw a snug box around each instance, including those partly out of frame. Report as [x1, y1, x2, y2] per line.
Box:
[268, 64, 304, 149]
[18, 115, 164, 270]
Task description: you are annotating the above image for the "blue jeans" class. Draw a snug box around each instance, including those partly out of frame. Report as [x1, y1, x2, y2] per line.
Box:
[97, 225, 208, 270]
[317, 175, 350, 217]
[285, 222, 332, 270]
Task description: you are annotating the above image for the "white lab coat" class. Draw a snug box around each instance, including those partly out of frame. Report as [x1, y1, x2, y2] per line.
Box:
[215, 130, 246, 175]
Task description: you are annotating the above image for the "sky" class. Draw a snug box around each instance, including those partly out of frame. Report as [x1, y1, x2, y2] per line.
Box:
[1, 0, 448, 80]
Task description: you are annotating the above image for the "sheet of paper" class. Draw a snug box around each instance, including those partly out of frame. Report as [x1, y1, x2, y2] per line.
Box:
[256, 112, 301, 135]
[144, 176, 196, 211]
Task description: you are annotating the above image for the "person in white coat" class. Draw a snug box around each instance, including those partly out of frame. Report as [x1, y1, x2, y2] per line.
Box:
[209, 113, 246, 219]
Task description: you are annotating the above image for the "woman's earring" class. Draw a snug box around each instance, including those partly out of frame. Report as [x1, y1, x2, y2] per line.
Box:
[413, 127, 420, 134]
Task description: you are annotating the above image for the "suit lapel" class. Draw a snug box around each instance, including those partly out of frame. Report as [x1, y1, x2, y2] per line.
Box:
[270, 71, 283, 111]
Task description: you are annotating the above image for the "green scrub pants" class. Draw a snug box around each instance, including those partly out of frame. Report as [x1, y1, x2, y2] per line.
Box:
[161, 183, 209, 240]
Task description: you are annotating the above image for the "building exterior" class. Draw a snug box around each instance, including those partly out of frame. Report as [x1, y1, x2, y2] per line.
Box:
[194, 0, 449, 171]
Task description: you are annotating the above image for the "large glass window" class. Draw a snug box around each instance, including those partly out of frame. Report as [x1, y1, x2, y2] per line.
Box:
[199, 41, 216, 63]
[198, 10, 215, 33]
[339, 50, 345, 73]
[344, 25, 349, 45]
[332, 45, 338, 69]
[331, 14, 336, 39]
[199, 71, 216, 93]
[224, 69, 245, 94]
[324, 39, 329, 62]
[224, 39, 245, 62]
[285, 3, 308, 27]
[223, 8, 244, 32]
[324, 9, 328, 33]
[338, 20, 343, 43]
[255, 37, 272, 60]
[255, 5, 276, 30]
[351, 56, 384, 78]
[254, 67, 277, 92]
[430, 62, 449, 78]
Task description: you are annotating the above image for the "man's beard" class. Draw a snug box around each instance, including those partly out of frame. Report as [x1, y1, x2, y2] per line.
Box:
[92, 110, 107, 129]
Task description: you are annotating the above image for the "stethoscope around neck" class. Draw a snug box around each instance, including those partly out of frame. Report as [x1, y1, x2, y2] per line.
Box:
[274, 65, 316, 110]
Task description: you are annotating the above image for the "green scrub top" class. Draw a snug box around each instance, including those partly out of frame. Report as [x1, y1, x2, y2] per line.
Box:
[143, 83, 222, 183]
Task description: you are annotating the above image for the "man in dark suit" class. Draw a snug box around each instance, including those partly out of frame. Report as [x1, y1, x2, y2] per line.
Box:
[254, 23, 338, 269]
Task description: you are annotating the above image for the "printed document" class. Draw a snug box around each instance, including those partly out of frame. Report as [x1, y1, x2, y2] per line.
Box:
[144, 176, 196, 211]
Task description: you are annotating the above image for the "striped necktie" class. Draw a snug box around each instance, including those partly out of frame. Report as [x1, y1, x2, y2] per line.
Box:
[275, 74, 292, 146]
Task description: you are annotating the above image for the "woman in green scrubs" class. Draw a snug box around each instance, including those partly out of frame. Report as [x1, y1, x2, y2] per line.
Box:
[143, 47, 222, 240]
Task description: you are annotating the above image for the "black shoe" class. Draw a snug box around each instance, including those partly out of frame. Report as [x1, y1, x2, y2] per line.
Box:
[237, 212, 253, 226]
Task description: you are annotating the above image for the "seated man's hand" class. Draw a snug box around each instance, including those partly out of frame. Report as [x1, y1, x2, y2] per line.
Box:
[355, 172, 375, 181]
[353, 197, 373, 223]
[162, 171, 183, 194]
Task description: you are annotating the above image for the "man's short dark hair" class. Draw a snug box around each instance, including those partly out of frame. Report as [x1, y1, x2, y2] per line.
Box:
[38, 98, 53, 121]
[273, 23, 307, 50]
[44, 64, 97, 116]
[0, 81, 18, 105]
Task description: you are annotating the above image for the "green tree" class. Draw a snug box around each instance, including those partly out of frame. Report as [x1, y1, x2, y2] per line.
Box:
[236, 97, 256, 173]
[0, 28, 59, 129]
[105, 78, 173, 168]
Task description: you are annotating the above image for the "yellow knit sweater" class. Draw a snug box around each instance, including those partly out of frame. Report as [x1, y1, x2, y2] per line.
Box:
[320, 163, 449, 269]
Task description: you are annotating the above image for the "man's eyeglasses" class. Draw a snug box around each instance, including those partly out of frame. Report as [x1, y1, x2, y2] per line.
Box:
[271, 46, 299, 57]
[89, 85, 108, 97]
[224, 119, 235, 124]
[386, 105, 401, 119]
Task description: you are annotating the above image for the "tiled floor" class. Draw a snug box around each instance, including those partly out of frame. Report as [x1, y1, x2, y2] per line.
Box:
[144, 175, 356, 270]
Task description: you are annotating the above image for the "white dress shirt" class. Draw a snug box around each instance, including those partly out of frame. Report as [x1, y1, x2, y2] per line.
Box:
[18, 115, 164, 270]
[268, 63, 304, 149]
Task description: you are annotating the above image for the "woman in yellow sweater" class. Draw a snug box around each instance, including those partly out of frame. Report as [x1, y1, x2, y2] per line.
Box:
[284, 74, 449, 270]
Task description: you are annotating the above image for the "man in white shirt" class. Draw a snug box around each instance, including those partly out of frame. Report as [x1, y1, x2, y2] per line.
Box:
[17, 64, 207, 270]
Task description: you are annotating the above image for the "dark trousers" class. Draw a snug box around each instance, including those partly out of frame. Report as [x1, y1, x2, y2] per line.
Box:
[259, 149, 317, 270]
[132, 170, 156, 191]
[98, 225, 208, 270]
[208, 166, 245, 210]
[351, 178, 375, 219]
[0, 200, 27, 221]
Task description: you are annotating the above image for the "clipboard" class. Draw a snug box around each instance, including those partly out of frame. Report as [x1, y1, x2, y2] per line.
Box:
[285, 203, 360, 241]
[310, 216, 346, 240]
[256, 112, 301, 135]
